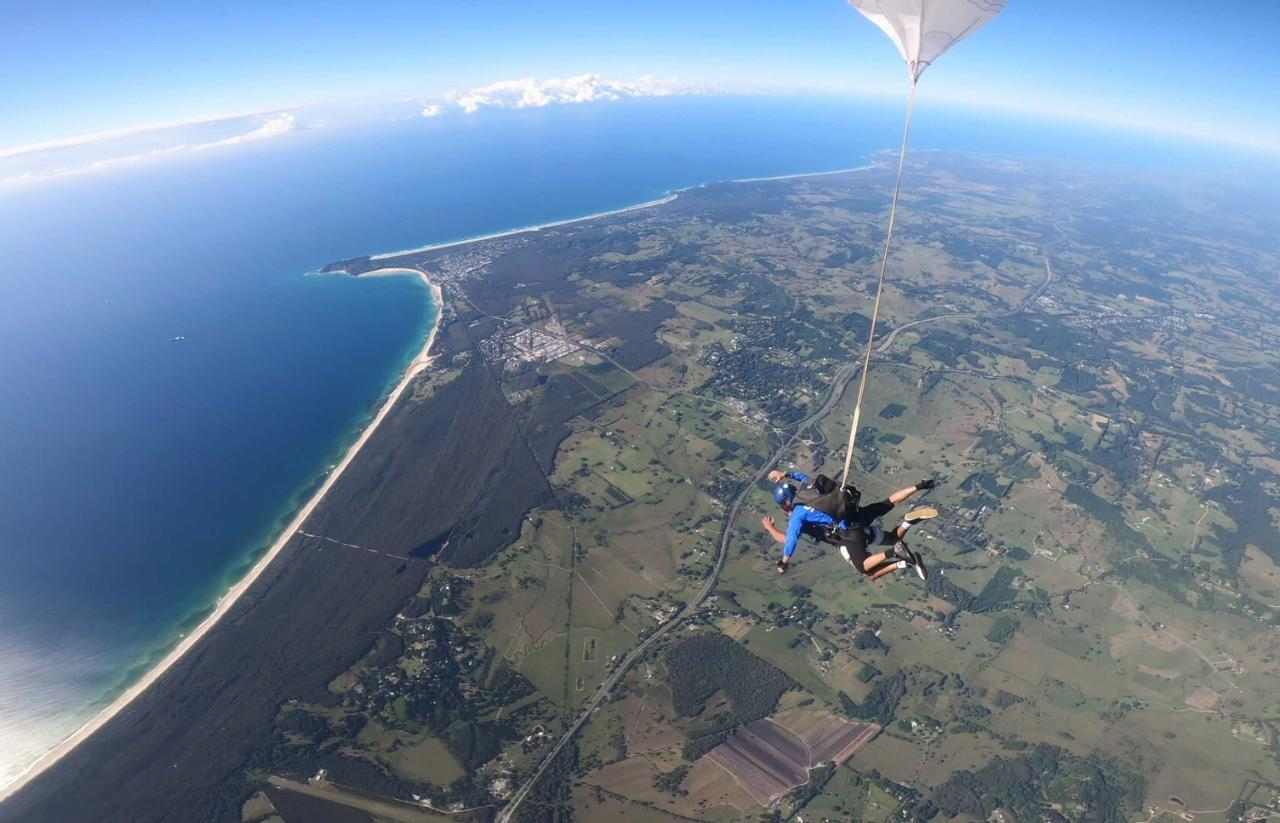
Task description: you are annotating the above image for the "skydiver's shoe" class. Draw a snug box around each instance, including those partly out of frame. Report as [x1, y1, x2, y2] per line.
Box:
[892, 541, 913, 562]
[840, 544, 854, 567]
[904, 507, 939, 524]
[909, 550, 929, 581]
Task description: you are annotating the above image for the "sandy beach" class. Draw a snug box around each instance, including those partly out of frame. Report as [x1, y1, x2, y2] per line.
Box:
[0, 268, 442, 803]
[370, 193, 678, 260]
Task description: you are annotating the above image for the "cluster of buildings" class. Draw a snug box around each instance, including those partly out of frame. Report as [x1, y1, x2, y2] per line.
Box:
[931, 506, 994, 554]
[418, 236, 527, 291]
[478, 326, 581, 372]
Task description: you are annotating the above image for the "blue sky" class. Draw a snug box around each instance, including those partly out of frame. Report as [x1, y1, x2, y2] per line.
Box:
[2, 0, 1278, 153]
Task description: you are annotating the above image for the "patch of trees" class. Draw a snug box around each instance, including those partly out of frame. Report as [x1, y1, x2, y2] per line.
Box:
[667, 634, 795, 719]
[972, 567, 1020, 613]
[957, 703, 991, 723]
[514, 740, 578, 823]
[653, 765, 690, 796]
[931, 743, 1145, 821]
[445, 720, 505, 771]
[1206, 475, 1279, 570]
[340, 712, 367, 738]
[1090, 428, 1145, 485]
[1065, 483, 1153, 557]
[277, 708, 332, 743]
[992, 690, 1024, 709]
[879, 403, 908, 419]
[960, 471, 1009, 499]
[985, 615, 1019, 645]
[1003, 313, 1108, 363]
[1111, 553, 1194, 607]
[848, 671, 908, 726]
[853, 629, 889, 654]
[787, 762, 836, 811]
[928, 573, 976, 612]
[665, 633, 796, 759]
[1054, 363, 1099, 394]
[682, 729, 730, 761]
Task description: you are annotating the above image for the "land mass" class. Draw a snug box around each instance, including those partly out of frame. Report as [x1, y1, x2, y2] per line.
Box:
[4, 152, 1279, 823]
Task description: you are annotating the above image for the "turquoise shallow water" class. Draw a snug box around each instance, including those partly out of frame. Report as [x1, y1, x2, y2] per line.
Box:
[0, 93, 1265, 787]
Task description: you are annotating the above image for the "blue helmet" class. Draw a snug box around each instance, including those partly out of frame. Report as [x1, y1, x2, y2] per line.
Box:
[774, 483, 797, 506]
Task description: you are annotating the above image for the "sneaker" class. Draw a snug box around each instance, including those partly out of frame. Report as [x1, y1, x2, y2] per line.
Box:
[892, 540, 913, 561]
[840, 544, 853, 565]
[904, 507, 939, 524]
[909, 549, 929, 581]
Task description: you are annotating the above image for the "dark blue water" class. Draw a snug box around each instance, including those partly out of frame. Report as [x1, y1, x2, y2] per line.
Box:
[0, 93, 1267, 784]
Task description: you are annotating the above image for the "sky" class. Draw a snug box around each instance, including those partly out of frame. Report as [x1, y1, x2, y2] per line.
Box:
[2, 0, 1278, 156]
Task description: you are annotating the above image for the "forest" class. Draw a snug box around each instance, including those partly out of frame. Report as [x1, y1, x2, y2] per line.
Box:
[931, 743, 1145, 820]
[664, 633, 797, 759]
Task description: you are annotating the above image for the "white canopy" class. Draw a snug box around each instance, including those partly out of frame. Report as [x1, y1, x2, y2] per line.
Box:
[849, 0, 1005, 82]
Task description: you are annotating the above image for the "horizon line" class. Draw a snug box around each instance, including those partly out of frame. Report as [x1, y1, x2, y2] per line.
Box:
[3, 84, 1277, 163]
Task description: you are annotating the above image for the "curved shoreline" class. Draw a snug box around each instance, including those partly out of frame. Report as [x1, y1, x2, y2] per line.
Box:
[0, 269, 442, 803]
[0, 156, 885, 804]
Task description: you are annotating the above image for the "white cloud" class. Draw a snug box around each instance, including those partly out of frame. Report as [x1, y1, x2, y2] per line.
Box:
[439, 74, 689, 115]
[420, 104, 444, 118]
[1, 113, 297, 187]
[204, 112, 295, 147]
[0, 107, 291, 161]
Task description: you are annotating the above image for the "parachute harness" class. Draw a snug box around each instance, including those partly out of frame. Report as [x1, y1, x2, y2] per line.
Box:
[840, 80, 918, 489]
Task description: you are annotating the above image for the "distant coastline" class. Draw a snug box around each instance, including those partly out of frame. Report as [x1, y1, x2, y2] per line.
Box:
[366, 156, 885, 263]
[369, 193, 679, 261]
[0, 155, 886, 804]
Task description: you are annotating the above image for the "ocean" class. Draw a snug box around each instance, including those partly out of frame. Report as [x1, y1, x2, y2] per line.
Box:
[0, 93, 1263, 789]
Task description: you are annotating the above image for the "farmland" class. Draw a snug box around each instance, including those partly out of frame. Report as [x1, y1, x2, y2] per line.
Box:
[188, 152, 1280, 822]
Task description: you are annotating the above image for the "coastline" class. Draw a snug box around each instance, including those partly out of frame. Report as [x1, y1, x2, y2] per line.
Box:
[0, 155, 885, 804]
[370, 193, 678, 260]
[367, 158, 886, 263]
[729, 161, 877, 183]
[0, 268, 443, 803]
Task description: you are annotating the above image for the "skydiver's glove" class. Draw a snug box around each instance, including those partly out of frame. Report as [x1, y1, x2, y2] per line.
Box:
[916, 478, 937, 491]
[776, 558, 789, 574]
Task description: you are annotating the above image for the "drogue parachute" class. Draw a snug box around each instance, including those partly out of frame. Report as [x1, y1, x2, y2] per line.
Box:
[838, 0, 1006, 488]
[849, 0, 1006, 83]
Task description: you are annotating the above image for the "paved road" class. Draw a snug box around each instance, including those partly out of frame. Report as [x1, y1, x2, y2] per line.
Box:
[875, 256, 1053, 355]
[497, 258, 1054, 822]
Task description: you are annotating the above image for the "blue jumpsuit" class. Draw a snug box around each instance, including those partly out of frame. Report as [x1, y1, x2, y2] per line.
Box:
[779, 472, 849, 560]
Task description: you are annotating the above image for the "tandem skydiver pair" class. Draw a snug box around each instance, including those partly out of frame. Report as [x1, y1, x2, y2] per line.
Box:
[760, 470, 937, 582]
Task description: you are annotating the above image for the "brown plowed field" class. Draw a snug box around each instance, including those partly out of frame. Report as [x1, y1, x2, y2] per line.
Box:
[704, 712, 880, 805]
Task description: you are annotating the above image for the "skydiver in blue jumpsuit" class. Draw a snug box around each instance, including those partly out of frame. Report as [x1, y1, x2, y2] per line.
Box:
[760, 469, 937, 580]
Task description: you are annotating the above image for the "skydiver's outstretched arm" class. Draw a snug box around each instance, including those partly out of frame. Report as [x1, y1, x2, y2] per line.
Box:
[760, 516, 786, 544]
[761, 515, 798, 573]
[768, 468, 810, 486]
